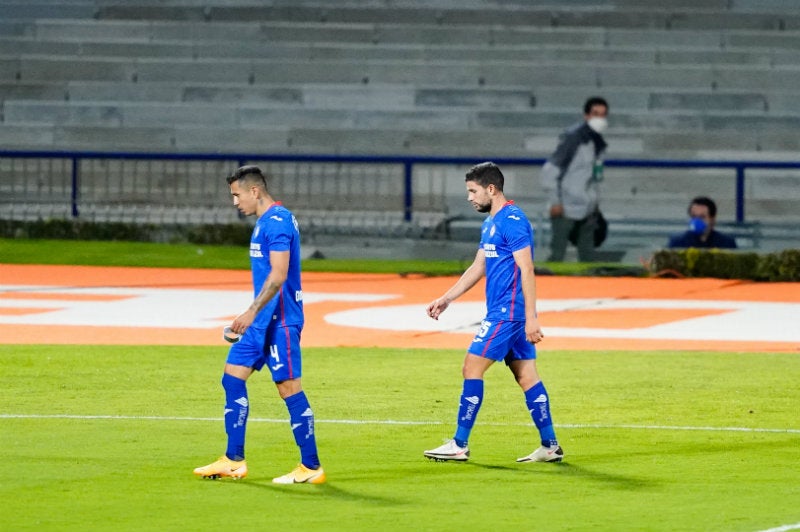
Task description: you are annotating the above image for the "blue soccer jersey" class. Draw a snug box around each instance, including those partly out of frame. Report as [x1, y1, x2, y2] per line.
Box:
[479, 201, 535, 322]
[249, 202, 304, 329]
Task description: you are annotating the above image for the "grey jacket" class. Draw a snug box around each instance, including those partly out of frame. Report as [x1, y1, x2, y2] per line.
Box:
[540, 121, 607, 220]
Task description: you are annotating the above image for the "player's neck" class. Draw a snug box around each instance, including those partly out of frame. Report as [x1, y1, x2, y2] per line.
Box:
[490, 196, 512, 216]
[255, 196, 277, 217]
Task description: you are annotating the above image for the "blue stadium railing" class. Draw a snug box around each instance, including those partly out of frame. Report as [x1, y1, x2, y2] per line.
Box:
[1, 149, 798, 223]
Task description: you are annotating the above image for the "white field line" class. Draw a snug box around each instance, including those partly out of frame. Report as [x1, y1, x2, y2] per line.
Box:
[1, 413, 799, 434]
[755, 524, 800, 532]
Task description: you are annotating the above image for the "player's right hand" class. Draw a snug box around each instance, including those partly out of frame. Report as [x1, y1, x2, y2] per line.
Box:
[426, 298, 449, 320]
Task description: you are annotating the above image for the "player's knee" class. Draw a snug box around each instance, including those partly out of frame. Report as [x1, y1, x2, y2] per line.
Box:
[276, 378, 302, 399]
[513, 366, 540, 389]
[516, 375, 536, 390]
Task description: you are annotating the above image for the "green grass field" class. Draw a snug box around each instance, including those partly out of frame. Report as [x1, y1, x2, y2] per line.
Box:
[2, 345, 799, 531]
[0, 237, 630, 276]
[1, 239, 799, 531]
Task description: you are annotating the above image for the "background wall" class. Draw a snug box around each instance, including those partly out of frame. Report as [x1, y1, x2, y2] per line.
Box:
[1, 0, 798, 260]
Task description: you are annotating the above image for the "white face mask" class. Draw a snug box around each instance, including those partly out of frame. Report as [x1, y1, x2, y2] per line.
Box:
[587, 117, 608, 134]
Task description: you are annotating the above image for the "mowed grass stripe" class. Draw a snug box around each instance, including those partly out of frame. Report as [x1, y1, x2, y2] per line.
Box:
[755, 524, 800, 532]
[2, 413, 800, 434]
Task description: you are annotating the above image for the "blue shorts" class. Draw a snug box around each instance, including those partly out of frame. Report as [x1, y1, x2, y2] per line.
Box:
[226, 323, 303, 382]
[467, 319, 536, 364]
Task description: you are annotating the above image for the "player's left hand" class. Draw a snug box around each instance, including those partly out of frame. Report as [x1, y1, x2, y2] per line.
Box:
[526, 319, 544, 344]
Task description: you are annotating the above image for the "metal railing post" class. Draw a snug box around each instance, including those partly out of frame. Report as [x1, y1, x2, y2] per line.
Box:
[736, 166, 745, 223]
[403, 161, 413, 222]
[71, 157, 79, 218]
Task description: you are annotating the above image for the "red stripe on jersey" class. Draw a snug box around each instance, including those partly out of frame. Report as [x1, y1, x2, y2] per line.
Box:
[279, 289, 287, 327]
[481, 321, 503, 357]
[278, 290, 293, 378]
[284, 322, 293, 379]
[509, 266, 519, 319]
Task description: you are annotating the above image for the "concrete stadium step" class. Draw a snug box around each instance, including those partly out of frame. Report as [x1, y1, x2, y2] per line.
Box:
[10, 29, 800, 69]
[0, 37, 663, 66]
[0, 3, 97, 20]
[732, 0, 800, 12]
[89, 0, 779, 12]
[0, 20, 33, 37]
[1, 100, 473, 129]
[275, 127, 537, 157]
[640, 130, 800, 155]
[0, 38, 83, 56]
[23, 19, 800, 57]
[19, 18, 791, 53]
[31, 19, 379, 44]
[19, 98, 799, 132]
[11, 50, 800, 93]
[58, 81, 537, 112]
[54, 125, 177, 150]
[648, 92, 769, 112]
[12, 79, 796, 119]
[5, 120, 799, 160]
[0, 81, 67, 100]
[66, 81, 187, 103]
[613, 0, 729, 8]
[294, 208, 444, 239]
[6, 55, 592, 86]
[0, 124, 56, 147]
[724, 30, 800, 50]
[91, 2, 800, 32]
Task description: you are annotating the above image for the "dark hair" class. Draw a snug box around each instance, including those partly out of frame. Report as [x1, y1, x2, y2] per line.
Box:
[689, 196, 717, 218]
[226, 165, 267, 189]
[465, 161, 504, 191]
[583, 96, 609, 115]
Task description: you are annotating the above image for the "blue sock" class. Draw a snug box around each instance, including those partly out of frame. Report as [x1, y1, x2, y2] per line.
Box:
[453, 379, 484, 448]
[525, 381, 558, 447]
[285, 391, 320, 469]
[222, 373, 248, 461]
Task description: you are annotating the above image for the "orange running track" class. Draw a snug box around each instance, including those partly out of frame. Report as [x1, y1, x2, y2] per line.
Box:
[1, 264, 798, 353]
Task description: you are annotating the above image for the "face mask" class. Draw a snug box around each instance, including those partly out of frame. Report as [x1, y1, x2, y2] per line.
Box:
[688, 217, 707, 235]
[587, 117, 608, 134]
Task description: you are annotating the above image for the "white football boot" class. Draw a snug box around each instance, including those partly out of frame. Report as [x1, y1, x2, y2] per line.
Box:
[424, 439, 470, 462]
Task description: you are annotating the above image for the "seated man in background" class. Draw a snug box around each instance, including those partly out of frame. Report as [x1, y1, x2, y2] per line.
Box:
[668, 196, 737, 249]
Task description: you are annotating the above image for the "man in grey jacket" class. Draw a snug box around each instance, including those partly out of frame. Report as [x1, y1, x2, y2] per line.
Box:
[540, 97, 609, 262]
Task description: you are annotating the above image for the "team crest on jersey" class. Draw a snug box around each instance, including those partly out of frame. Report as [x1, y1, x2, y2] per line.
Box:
[253, 225, 260, 238]
[489, 225, 496, 237]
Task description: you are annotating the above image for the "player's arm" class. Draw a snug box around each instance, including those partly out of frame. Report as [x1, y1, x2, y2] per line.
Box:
[230, 250, 290, 334]
[427, 248, 486, 320]
[512, 246, 544, 344]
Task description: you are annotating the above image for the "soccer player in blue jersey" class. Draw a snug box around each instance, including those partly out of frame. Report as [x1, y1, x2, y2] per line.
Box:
[194, 165, 325, 484]
[423, 162, 564, 464]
